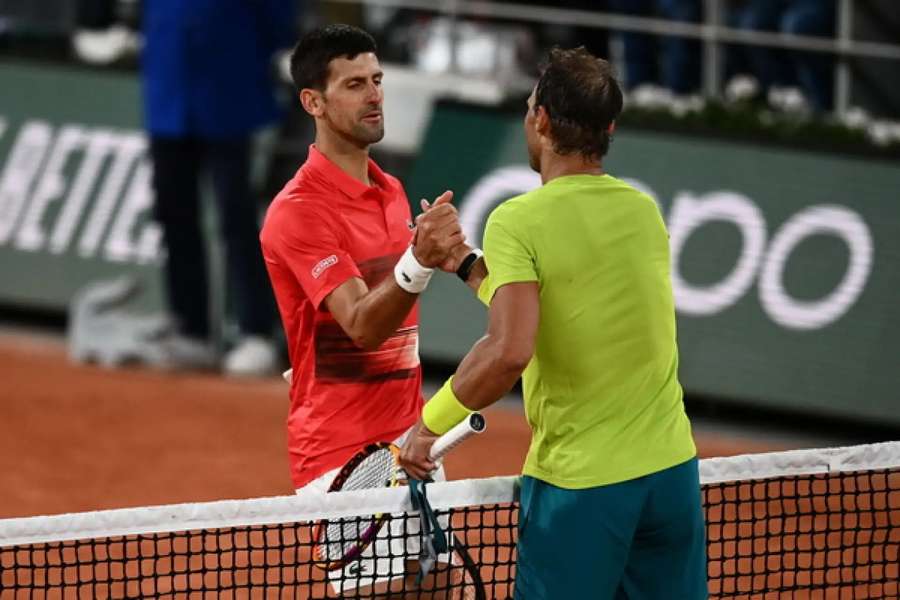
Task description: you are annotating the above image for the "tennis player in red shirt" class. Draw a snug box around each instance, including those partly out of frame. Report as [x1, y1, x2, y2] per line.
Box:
[260, 24, 472, 595]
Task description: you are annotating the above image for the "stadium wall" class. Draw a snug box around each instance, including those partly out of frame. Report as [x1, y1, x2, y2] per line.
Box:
[1, 63, 898, 424]
[406, 102, 900, 425]
[0, 62, 163, 312]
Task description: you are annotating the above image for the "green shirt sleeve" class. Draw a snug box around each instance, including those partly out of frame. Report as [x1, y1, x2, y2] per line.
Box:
[477, 202, 538, 305]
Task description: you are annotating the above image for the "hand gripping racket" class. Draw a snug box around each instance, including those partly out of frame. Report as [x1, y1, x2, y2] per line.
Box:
[312, 413, 486, 571]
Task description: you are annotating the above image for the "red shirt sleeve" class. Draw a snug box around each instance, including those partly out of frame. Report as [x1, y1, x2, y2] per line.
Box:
[264, 202, 362, 309]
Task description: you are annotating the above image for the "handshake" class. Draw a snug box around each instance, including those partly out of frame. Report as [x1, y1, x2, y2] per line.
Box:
[410, 190, 472, 273]
[393, 190, 480, 296]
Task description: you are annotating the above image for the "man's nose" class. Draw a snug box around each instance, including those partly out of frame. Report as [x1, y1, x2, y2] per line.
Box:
[365, 82, 382, 104]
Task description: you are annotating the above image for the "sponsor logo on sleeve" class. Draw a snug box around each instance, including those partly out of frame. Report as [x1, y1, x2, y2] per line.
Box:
[312, 254, 338, 279]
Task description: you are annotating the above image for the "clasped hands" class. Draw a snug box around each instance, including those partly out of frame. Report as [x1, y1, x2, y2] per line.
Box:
[411, 190, 472, 273]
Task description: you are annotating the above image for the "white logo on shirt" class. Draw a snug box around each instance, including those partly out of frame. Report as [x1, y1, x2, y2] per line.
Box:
[312, 254, 338, 279]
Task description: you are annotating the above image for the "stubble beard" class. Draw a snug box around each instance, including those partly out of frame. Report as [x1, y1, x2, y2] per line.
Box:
[352, 121, 384, 145]
[528, 144, 541, 172]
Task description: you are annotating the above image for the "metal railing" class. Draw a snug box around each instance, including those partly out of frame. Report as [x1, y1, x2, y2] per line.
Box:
[325, 0, 900, 114]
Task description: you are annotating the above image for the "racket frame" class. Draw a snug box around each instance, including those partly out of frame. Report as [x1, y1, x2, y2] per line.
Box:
[311, 413, 486, 571]
[311, 442, 402, 570]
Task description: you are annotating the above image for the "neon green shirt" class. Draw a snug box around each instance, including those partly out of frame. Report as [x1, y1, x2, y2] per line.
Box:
[477, 174, 696, 489]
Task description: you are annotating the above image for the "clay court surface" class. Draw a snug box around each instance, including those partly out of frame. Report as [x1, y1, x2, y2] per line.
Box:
[0, 330, 792, 519]
[2, 331, 898, 599]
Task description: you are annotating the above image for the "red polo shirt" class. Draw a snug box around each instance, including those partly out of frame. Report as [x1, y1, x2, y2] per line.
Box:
[260, 146, 423, 488]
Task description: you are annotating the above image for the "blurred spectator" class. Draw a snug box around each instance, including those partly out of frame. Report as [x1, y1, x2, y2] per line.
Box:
[76, 0, 115, 30]
[563, 0, 611, 61]
[72, 0, 138, 66]
[608, 0, 702, 96]
[142, 0, 295, 375]
[727, 0, 836, 113]
[361, 2, 609, 82]
[501, 0, 610, 68]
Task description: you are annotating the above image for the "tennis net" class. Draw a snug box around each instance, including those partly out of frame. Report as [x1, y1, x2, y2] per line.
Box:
[0, 441, 898, 599]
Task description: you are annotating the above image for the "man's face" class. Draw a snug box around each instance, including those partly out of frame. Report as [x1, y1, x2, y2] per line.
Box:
[320, 52, 384, 146]
[524, 89, 541, 172]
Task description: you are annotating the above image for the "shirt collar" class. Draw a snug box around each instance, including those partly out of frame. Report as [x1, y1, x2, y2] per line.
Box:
[306, 144, 392, 201]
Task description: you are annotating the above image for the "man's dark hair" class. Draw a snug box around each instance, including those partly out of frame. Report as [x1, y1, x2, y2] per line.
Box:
[290, 24, 377, 92]
[534, 47, 624, 159]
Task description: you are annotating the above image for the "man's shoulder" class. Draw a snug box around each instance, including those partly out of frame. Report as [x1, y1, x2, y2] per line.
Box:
[273, 166, 339, 212]
[281, 162, 336, 196]
[601, 175, 658, 208]
[267, 192, 329, 222]
[261, 179, 337, 243]
[487, 188, 540, 226]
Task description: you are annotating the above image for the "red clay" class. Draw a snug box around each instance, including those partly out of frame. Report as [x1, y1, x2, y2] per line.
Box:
[0, 333, 782, 519]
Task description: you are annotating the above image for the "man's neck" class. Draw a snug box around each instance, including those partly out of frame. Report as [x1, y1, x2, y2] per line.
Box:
[314, 133, 371, 186]
[539, 151, 603, 185]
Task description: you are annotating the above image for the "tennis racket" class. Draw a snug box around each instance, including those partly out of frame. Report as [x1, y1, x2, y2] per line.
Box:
[312, 413, 486, 573]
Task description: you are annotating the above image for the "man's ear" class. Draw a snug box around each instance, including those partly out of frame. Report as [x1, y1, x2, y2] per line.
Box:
[535, 106, 552, 141]
[299, 88, 324, 117]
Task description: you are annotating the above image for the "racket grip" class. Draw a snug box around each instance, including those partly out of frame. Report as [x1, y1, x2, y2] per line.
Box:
[428, 412, 486, 461]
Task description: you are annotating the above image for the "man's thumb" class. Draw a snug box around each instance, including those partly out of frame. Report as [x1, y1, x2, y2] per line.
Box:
[433, 190, 454, 206]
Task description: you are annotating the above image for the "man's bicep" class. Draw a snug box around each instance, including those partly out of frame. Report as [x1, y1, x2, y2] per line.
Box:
[487, 282, 540, 361]
[322, 277, 368, 334]
[477, 214, 537, 305]
[271, 209, 362, 309]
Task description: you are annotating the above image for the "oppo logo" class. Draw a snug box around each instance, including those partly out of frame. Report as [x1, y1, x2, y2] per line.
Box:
[666, 191, 872, 330]
[460, 167, 874, 331]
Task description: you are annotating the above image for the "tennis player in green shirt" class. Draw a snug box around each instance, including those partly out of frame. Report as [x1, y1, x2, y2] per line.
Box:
[400, 47, 707, 598]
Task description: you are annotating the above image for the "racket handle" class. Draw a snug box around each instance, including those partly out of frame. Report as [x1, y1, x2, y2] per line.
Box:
[428, 412, 486, 461]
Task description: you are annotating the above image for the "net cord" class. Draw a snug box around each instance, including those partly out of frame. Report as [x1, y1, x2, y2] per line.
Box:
[1, 440, 898, 548]
[698, 439, 900, 484]
[0, 477, 517, 547]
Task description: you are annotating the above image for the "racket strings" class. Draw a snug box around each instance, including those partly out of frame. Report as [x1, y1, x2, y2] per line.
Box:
[321, 447, 399, 563]
[341, 448, 399, 491]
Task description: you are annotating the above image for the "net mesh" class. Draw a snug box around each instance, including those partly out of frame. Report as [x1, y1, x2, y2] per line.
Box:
[705, 468, 900, 598]
[0, 442, 898, 599]
[0, 508, 513, 599]
[316, 445, 398, 566]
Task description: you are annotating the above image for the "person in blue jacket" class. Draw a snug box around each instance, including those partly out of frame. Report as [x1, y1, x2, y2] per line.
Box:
[607, 0, 702, 95]
[142, 0, 296, 375]
[730, 0, 836, 112]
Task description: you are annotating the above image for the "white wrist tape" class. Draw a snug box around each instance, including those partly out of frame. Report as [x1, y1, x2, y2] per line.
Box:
[394, 246, 434, 294]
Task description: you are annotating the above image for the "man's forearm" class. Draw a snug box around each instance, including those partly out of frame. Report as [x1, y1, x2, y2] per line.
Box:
[450, 333, 526, 411]
[346, 277, 418, 350]
[420, 282, 537, 437]
[350, 255, 485, 351]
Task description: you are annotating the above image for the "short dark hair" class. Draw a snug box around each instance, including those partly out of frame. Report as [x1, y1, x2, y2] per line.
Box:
[534, 47, 624, 159]
[289, 24, 377, 92]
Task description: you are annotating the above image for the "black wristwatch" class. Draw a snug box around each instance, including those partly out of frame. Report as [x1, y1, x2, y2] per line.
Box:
[456, 249, 484, 282]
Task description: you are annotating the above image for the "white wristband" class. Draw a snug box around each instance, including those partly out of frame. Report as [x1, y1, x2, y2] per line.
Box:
[394, 246, 434, 294]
